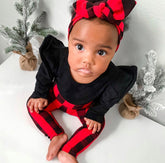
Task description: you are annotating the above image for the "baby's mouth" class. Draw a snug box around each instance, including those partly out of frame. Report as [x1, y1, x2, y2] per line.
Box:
[77, 68, 92, 75]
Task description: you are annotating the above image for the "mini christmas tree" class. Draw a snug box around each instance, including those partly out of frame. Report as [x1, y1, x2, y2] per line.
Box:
[129, 50, 165, 117]
[0, 0, 57, 70]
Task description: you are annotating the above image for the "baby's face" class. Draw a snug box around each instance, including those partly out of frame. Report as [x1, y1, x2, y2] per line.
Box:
[68, 18, 118, 84]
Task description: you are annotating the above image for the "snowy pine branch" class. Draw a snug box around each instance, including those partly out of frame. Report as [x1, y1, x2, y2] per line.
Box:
[30, 11, 46, 32]
[0, 25, 16, 39]
[15, 2, 23, 16]
[5, 44, 26, 54]
[28, 1, 38, 17]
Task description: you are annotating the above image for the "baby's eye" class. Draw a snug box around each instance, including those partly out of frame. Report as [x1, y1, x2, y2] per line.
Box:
[76, 44, 84, 51]
[97, 50, 106, 56]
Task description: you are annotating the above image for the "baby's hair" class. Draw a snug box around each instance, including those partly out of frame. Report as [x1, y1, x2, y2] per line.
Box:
[69, 0, 130, 32]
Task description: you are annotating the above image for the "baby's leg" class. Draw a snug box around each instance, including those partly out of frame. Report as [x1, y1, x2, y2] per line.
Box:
[58, 151, 78, 163]
[47, 133, 68, 161]
[27, 104, 64, 139]
[59, 122, 104, 162]
[27, 105, 67, 160]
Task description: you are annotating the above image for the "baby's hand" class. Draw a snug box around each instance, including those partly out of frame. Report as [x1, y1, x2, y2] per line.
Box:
[84, 117, 101, 134]
[27, 98, 48, 113]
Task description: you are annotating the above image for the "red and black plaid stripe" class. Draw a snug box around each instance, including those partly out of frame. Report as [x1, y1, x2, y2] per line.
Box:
[62, 120, 105, 157]
[68, 0, 136, 51]
[27, 83, 104, 157]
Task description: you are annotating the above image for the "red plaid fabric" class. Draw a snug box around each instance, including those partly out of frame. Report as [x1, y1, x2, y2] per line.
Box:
[27, 83, 105, 157]
[68, 0, 136, 51]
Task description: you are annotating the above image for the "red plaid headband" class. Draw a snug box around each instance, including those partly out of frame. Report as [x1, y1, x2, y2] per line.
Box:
[68, 0, 136, 50]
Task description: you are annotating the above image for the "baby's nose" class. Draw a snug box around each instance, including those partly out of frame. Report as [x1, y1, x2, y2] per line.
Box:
[82, 53, 95, 66]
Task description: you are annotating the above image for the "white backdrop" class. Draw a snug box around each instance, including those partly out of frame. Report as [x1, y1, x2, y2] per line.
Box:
[0, 0, 165, 68]
[1, 1, 165, 162]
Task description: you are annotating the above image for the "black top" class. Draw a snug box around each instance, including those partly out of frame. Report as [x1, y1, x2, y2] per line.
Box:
[30, 35, 137, 123]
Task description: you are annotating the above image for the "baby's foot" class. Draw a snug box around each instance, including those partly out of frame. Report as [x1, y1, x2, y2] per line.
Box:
[58, 151, 78, 163]
[46, 133, 68, 161]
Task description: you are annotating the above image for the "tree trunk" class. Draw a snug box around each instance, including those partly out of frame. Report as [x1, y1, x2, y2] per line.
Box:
[16, 42, 37, 71]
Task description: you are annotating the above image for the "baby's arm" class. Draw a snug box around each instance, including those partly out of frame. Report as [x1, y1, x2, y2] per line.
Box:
[84, 117, 101, 134]
[27, 98, 48, 113]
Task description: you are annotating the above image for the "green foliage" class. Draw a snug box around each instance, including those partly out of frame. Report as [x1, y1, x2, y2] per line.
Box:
[5, 45, 26, 54]
[29, 11, 57, 39]
[0, 0, 57, 55]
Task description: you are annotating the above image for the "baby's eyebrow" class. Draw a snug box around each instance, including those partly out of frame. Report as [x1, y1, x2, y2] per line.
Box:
[72, 37, 112, 50]
[98, 44, 112, 50]
[72, 37, 85, 43]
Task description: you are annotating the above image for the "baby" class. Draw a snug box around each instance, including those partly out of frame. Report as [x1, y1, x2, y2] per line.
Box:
[27, 0, 137, 162]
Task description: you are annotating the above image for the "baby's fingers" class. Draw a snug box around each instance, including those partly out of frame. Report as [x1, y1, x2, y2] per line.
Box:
[84, 118, 102, 134]
[92, 123, 102, 134]
[30, 106, 34, 113]
[34, 102, 39, 113]
[38, 102, 44, 111]
[38, 100, 48, 111]
[27, 100, 34, 113]
[84, 118, 90, 125]
[92, 124, 98, 134]
[88, 122, 94, 131]
[43, 100, 48, 107]
[96, 123, 101, 133]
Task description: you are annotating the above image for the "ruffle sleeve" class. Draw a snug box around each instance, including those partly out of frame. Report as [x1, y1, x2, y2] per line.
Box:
[30, 35, 65, 99]
[85, 66, 137, 123]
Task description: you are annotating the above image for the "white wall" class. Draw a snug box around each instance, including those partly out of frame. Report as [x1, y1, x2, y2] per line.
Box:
[0, 0, 19, 63]
[36, 0, 71, 45]
[0, 0, 165, 68]
[114, 0, 165, 68]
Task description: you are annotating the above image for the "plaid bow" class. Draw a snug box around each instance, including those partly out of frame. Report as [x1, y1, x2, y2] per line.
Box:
[68, 0, 136, 50]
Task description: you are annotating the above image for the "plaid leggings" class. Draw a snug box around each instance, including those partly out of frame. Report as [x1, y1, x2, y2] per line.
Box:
[27, 83, 105, 157]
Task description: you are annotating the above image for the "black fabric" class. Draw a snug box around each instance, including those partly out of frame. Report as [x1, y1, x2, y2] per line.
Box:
[30, 35, 137, 123]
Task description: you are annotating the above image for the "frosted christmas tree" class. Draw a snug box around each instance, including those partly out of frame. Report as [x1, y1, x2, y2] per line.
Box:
[119, 50, 165, 119]
[0, 0, 57, 70]
[129, 50, 165, 117]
